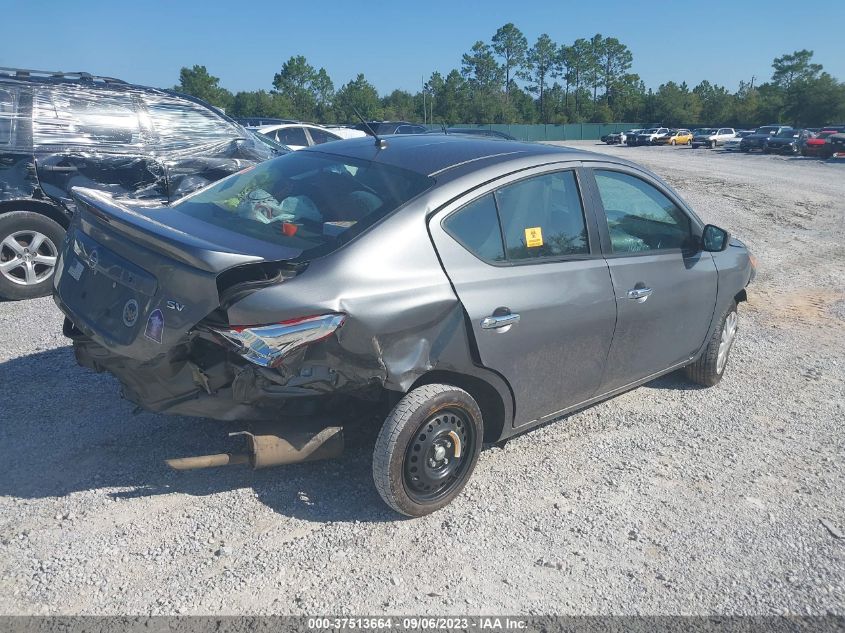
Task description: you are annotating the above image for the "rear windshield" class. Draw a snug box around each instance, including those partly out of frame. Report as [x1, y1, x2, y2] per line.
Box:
[171, 151, 433, 259]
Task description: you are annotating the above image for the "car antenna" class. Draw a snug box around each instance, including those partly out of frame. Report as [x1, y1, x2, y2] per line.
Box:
[352, 107, 387, 149]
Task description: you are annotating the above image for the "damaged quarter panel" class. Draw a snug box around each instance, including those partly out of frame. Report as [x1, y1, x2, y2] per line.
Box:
[225, 188, 480, 394]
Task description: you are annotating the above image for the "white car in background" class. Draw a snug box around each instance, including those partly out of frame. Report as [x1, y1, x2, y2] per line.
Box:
[723, 130, 755, 152]
[258, 123, 351, 150]
[323, 125, 368, 140]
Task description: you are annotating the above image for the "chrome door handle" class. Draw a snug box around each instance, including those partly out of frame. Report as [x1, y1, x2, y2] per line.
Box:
[627, 287, 653, 302]
[481, 313, 521, 329]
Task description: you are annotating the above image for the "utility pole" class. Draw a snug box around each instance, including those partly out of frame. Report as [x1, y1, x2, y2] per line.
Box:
[422, 76, 426, 125]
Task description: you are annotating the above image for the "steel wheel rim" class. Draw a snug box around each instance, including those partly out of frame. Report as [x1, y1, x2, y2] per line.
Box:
[403, 407, 475, 504]
[716, 311, 738, 374]
[0, 230, 59, 286]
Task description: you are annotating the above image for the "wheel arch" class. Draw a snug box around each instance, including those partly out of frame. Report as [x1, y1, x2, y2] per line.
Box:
[0, 199, 70, 229]
[734, 288, 747, 304]
[410, 370, 507, 444]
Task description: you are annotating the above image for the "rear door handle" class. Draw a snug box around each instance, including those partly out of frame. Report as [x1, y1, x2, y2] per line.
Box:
[481, 313, 521, 329]
[627, 287, 653, 302]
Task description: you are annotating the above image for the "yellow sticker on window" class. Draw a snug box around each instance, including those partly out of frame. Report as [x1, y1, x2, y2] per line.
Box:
[525, 226, 544, 248]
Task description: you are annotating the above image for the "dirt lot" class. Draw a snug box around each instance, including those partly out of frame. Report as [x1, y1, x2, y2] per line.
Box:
[0, 141, 843, 616]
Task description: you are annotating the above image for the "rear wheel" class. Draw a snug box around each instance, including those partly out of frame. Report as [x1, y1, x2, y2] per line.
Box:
[373, 383, 483, 517]
[685, 302, 738, 387]
[0, 211, 65, 301]
[670, 139, 676, 146]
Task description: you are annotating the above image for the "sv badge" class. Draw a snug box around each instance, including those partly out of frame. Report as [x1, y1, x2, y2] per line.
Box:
[166, 300, 186, 312]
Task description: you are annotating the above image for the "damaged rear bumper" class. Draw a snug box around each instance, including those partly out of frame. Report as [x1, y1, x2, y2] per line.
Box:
[66, 317, 383, 420]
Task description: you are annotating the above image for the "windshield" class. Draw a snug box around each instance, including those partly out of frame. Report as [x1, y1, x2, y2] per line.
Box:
[698, 129, 717, 135]
[755, 126, 780, 135]
[775, 130, 798, 138]
[172, 152, 434, 259]
[642, 129, 657, 134]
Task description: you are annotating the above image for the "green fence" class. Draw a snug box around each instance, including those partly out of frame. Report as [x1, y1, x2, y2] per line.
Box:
[425, 123, 641, 141]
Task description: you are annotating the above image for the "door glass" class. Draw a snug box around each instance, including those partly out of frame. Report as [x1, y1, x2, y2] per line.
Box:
[442, 194, 505, 262]
[143, 94, 237, 150]
[494, 171, 588, 260]
[594, 170, 693, 253]
[277, 127, 308, 146]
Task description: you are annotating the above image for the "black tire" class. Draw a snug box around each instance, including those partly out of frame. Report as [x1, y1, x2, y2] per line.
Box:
[0, 211, 66, 301]
[685, 302, 738, 387]
[373, 383, 483, 517]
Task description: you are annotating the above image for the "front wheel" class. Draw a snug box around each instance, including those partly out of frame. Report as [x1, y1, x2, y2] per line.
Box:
[0, 211, 65, 301]
[373, 384, 483, 517]
[685, 302, 738, 387]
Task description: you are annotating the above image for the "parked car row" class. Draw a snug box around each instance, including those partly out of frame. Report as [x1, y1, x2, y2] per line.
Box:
[603, 122, 845, 158]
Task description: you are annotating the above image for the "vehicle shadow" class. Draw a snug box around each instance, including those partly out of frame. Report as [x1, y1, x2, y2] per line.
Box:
[0, 346, 398, 523]
[644, 369, 708, 391]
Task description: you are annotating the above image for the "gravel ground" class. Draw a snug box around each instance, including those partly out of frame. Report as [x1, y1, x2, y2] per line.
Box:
[0, 141, 843, 616]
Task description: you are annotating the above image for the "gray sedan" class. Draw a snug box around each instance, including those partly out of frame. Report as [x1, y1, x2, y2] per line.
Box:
[53, 135, 755, 516]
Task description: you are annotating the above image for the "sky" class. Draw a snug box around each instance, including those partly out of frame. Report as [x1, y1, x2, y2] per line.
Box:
[2, 0, 844, 95]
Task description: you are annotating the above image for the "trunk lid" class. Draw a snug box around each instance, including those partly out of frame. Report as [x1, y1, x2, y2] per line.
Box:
[54, 188, 299, 361]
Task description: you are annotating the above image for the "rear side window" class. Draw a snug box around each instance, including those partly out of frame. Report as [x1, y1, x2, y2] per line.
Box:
[33, 86, 142, 148]
[593, 170, 693, 254]
[495, 171, 589, 260]
[443, 194, 505, 262]
[0, 88, 16, 145]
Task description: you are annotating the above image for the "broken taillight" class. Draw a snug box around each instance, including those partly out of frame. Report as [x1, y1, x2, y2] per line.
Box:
[211, 313, 346, 368]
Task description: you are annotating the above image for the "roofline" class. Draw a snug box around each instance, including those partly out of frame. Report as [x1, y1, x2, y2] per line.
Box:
[0, 67, 127, 84]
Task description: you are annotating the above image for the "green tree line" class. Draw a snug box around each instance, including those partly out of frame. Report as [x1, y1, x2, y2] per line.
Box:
[174, 25, 845, 128]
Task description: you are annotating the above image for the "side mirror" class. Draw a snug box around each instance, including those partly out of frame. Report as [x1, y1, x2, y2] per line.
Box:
[702, 224, 730, 252]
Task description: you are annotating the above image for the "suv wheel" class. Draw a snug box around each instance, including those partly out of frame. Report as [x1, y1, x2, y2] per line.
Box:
[685, 302, 738, 387]
[0, 211, 65, 301]
[373, 383, 483, 517]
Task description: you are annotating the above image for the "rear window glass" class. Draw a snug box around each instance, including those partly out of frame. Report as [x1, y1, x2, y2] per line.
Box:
[172, 151, 433, 259]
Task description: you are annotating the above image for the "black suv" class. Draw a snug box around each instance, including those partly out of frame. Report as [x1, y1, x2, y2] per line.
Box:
[0, 67, 279, 300]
